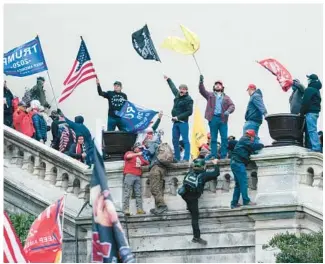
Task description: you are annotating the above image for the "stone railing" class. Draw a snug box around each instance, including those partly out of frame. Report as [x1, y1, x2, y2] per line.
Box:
[4, 126, 91, 200]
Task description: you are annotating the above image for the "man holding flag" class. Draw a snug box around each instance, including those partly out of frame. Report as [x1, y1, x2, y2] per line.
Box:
[96, 78, 128, 131]
[164, 75, 193, 163]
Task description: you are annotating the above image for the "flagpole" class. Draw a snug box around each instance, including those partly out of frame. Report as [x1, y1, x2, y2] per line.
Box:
[60, 192, 68, 261]
[46, 71, 59, 108]
[192, 54, 202, 75]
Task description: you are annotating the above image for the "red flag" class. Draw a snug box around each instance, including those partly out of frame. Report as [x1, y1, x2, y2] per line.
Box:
[59, 38, 97, 103]
[23, 197, 64, 263]
[3, 212, 28, 263]
[258, 58, 293, 92]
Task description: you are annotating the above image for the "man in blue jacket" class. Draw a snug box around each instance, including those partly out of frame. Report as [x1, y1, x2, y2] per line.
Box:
[230, 129, 264, 209]
[243, 84, 268, 138]
[58, 109, 93, 166]
[300, 74, 322, 152]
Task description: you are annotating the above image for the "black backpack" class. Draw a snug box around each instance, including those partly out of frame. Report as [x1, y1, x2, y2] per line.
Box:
[183, 170, 201, 193]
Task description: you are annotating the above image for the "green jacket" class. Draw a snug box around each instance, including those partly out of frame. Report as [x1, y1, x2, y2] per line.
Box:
[167, 78, 193, 122]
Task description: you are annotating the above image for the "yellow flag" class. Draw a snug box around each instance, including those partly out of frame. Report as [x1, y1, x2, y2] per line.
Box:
[161, 25, 200, 55]
[191, 106, 207, 158]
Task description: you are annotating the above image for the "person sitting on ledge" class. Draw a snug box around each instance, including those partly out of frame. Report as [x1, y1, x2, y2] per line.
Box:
[96, 77, 128, 131]
[68, 135, 87, 164]
[230, 129, 264, 209]
[178, 158, 220, 246]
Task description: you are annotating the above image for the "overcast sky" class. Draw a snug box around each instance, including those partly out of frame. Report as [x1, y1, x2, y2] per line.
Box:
[3, 4, 323, 146]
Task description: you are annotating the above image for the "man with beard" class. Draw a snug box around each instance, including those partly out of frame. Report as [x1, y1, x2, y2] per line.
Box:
[199, 75, 235, 160]
[164, 75, 193, 163]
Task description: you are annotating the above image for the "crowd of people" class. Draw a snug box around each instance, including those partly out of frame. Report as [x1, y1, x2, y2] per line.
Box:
[4, 72, 323, 246]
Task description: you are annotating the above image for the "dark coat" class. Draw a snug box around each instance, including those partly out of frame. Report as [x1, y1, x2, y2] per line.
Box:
[68, 143, 86, 163]
[166, 78, 193, 122]
[4, 87, 14, 126]
[97, 84, 128, 117]
[231, 135, 264, 165]
[289, 80, 305, 114]
[30, 81, 50, 108]
[300, 80, 322, 115]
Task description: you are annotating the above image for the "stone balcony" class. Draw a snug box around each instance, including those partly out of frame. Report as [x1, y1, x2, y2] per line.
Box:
[3, 125, 323, 263]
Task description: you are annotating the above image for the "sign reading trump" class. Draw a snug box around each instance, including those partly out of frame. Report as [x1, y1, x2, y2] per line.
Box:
[4, 36, 48, 77]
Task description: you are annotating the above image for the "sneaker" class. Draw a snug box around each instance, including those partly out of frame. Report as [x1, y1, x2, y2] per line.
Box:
[124, 210, 131, 216]
[192, 237, 207, 245]
[230, 203, 242, 209]
[153, 205, 168, 215]
[243, 201, 256, 207]
[136, 209, 146, 215]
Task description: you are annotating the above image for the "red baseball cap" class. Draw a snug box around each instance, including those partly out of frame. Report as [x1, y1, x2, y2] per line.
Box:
[245, 129, 256, 137]
[247, 84, 257, 90]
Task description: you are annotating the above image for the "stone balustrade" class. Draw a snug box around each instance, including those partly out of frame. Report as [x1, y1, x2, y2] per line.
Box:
[4, 126, 91, 201]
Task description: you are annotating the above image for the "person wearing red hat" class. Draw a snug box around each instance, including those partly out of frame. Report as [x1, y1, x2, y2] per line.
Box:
[229, 129, 264, 209]
[199, 75, 235, 160]
[243, 84, 268, 139]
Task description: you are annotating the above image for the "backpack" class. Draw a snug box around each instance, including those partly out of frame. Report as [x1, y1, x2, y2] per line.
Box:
[156, 142, 174, 165]
[183, 170, 200, 192]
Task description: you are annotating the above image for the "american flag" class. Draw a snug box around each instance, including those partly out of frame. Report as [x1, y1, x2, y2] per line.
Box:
[3, 211, 28, 263]
[59, 38, 97, 103]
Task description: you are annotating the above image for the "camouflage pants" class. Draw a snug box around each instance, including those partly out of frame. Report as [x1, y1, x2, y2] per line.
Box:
[123, 174, 143, 211]
[149, 165, 167, 207]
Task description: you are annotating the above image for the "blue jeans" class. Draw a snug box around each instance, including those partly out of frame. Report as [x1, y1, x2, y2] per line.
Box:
[305, 113, 321, 152]
[243, 120, 261, 143]
[208, 116, 228, 159]
[107, 116, 126, 131]
[230, 160, 250, 207]
[172, 122, 190, 161]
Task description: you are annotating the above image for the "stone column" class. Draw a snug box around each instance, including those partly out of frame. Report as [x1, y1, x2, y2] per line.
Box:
[21, 152, 32, 171]
[33, 156, 41, 176]
[44, 162, 56, 184]
[11, 145, 22, 165]
[86, 229, 92, 263]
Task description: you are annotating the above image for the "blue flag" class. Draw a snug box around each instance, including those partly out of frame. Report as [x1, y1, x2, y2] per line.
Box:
[115, 101, 158, 133]
[91, 144, 135, 263]
[4, 36, 48, 77]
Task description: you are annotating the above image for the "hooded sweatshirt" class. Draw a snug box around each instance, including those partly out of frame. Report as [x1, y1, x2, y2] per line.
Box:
[245, 89, 268, 124]
[64, 116, 93, 150]
[300, 80, 322, 115]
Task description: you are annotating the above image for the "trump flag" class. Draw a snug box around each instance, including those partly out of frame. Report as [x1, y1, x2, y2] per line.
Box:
[24, 197, 64, 263]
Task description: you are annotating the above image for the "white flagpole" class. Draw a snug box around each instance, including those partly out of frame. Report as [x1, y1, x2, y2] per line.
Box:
[60, 192, 68, 262]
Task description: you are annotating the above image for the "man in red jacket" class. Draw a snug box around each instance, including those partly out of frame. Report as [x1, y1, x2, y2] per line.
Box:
[123, 142, 149, 216]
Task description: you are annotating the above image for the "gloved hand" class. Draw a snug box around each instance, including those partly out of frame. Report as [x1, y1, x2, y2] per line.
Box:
[200, 75, 204, 83]
[57, 108, 64, 116]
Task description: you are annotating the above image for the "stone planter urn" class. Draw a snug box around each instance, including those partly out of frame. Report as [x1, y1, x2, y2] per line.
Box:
[102, 131, 137, 161]
[265, 113, 304, 147]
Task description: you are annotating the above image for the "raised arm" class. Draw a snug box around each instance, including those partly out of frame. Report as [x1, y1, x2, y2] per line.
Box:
[164, 75, 179, 97]
[199, 75, 209, 99]
[96, 78, 109, 98]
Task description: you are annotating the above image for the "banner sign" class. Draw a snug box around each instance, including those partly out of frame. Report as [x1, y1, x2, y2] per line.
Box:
[4, 36, 48, 77]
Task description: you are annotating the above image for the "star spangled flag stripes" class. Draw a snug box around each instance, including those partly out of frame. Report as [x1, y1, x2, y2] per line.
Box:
[3, 211, 28, 263]
[59, 37, 97, 103]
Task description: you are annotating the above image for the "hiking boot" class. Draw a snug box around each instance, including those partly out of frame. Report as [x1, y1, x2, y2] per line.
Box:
[192, 237, 207, 245]
[124, 210, 131, 216]
[152, 205, 168, 215]
[243, 201, 256, 207]
[136, 209, 146, 215]
[230, 203, 242, 209]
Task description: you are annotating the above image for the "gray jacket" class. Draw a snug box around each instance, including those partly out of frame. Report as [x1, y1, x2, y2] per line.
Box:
[289, 80, 305, 114]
